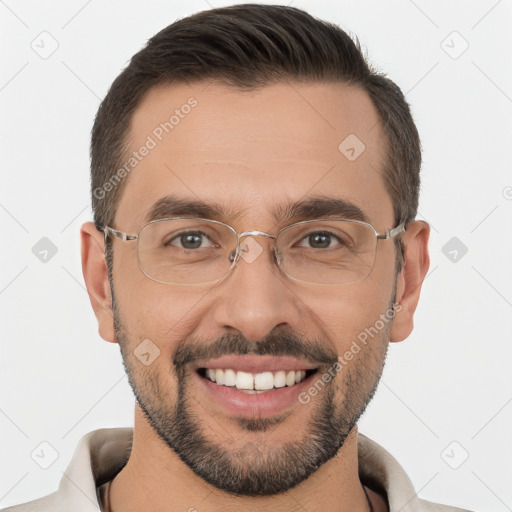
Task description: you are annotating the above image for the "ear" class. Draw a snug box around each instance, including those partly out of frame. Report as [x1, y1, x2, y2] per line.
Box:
[390, 220, 430, 342]
[80, 221, 117, 343]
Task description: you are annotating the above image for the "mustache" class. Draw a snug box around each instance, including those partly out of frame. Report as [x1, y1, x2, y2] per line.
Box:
[173, 329, 339, 369]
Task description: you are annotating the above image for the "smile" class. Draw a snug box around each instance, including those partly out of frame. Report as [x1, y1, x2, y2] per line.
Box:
[197, 367, 318, 393]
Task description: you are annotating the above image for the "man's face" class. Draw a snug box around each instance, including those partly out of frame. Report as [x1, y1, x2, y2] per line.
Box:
[109, 81, 399, 495]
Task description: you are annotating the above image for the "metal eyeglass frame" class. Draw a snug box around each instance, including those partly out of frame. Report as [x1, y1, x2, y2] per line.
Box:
[98, 217, 406, 286]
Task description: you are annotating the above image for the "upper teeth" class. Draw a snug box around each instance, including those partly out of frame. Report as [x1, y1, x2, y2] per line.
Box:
[204, 368, 308, 390]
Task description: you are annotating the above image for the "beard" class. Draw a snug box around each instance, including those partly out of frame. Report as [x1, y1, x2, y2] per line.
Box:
[111, 284, 396, 497]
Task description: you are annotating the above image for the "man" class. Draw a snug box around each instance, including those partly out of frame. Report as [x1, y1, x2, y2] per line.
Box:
[3, 4, 472, 511]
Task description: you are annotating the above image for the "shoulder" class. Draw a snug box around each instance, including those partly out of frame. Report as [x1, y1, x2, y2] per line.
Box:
[357, 433, 475, 512]
[1, 427, 132, 512]
[1, 492, 58, 512]
[419, 499, 474, 512]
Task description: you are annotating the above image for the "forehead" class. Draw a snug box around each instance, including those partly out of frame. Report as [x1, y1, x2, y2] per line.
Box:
[116, 81, 394, 231]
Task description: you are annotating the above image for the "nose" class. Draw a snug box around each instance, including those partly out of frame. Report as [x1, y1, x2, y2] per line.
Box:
[210, 234, 302, 341]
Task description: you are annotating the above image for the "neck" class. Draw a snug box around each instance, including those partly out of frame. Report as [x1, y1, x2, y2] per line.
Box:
[108, 406, 383, 512]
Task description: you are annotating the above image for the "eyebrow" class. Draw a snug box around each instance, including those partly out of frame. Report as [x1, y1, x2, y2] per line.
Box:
[144, 194, 370, 225]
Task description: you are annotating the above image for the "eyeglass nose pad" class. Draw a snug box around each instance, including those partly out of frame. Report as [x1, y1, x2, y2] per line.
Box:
[227, 243, 279, 266]
[273, 245, 281, 265]
[228, 248, 238, 264]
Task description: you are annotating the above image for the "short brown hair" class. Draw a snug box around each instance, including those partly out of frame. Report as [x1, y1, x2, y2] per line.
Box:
[91, 3, 421, 273]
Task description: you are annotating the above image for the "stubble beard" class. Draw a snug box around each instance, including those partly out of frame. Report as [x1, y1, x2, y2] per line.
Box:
[110, 276, 395, 496]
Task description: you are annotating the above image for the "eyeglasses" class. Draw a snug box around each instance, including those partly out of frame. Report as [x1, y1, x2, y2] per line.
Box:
[98, 217, 405, 286]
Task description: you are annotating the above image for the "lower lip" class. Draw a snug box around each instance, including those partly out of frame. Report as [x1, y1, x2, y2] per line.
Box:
[193, 370, 317, 418]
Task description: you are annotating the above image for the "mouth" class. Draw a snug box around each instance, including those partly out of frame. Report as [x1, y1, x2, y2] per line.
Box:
[196, 367, 318, 393]
[192, 355, 322, 418]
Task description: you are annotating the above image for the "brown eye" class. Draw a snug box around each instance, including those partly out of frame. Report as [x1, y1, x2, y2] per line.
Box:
[298, 231, 344, 249]
[167, 231, 211, 249]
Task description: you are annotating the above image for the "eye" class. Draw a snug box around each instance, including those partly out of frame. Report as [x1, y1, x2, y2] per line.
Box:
[167, 231, 213, 249]
[297, 231, 345, 249]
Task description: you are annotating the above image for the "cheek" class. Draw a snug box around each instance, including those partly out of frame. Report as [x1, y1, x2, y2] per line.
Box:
[295, 278, 394, 352]
[113, 272, 212, 351]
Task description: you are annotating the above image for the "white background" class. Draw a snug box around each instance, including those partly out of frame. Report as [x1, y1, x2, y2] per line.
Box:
[1, 1, 511, 510]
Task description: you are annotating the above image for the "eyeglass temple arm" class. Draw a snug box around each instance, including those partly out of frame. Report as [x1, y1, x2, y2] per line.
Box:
[97, 225, 138, 242]
[376, 222, 406, 240]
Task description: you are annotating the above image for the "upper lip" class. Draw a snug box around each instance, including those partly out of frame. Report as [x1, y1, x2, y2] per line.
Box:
[194, 355, 319, 373]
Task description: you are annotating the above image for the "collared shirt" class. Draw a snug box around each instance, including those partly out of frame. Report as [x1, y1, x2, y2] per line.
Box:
[1, 428, 472, 512]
